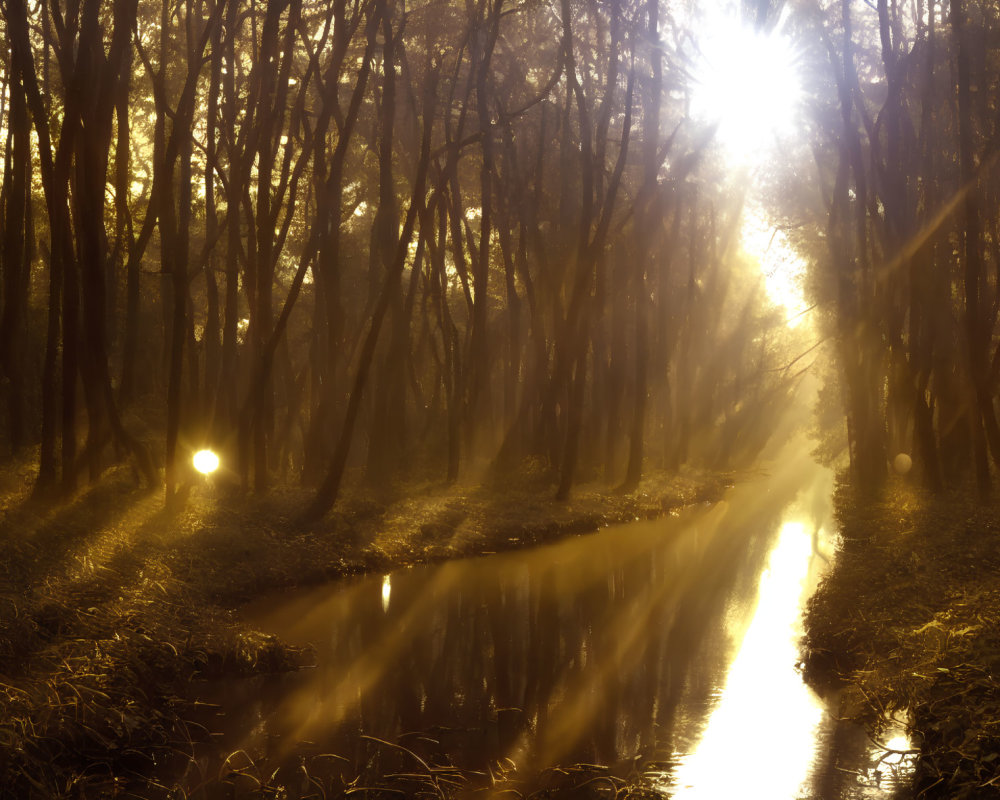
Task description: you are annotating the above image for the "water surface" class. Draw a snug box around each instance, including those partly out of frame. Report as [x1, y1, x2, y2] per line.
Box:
[217, 446, 913, 797]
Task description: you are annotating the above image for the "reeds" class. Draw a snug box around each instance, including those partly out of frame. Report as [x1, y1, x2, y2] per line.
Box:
[172, 740, 673, 800]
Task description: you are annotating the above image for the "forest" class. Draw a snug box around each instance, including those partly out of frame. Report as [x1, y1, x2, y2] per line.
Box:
[0, 0, 996, 510]
[3, 0, 1000, 796]
[0, 0, 813, 516]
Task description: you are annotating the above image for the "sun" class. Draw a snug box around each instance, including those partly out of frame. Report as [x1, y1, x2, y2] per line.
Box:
[688, 8, 803, 164]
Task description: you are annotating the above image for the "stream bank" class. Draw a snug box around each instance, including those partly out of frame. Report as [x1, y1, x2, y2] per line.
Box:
[0, 456, 730, 798]
[802, 477, 1000, 799]
[204, 443, 845, 799]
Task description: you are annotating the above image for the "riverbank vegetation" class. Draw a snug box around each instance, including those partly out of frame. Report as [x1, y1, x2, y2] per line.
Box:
[0, 449, 728, 797]
[803, 477, 1000, 799]
[794, 2, 1000, 795]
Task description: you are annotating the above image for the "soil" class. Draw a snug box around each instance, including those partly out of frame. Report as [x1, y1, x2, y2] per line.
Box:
[0, 455, 731, 799]
[801, 476, 1000, 799]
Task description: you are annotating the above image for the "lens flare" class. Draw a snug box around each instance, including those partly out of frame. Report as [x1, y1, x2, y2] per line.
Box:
[689, 7, 803, 164]
[193, 449, 220, 475]
[893, 453, 913, 475]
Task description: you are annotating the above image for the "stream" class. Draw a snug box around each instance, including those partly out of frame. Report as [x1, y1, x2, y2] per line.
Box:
[205, 443, 916, 798]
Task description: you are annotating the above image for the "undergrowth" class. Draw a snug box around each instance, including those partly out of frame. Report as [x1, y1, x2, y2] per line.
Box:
[802, 477, 1000, 799]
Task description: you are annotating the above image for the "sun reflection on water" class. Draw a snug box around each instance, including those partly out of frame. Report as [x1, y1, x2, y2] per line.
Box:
[856, 725, 917, 793]
[669, 520, 824, 798]
[381, 574, 392, 613]
[883, 734, 911, 755]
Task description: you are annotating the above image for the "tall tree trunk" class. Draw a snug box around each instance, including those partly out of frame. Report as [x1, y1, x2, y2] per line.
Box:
[0, 79, 31, 454]
[466, 1, 502, 460]
[832, 0, 886, 493]
[302, 0, 378, 480]
[304, 65, 436, 521]
[952, 0, 990, 498]
[365, 1, 404, 482]
[623, 0, 662, 490]
[202, 11, 223, 440]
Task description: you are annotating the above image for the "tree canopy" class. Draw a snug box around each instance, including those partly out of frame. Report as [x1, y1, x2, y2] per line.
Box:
[5, 0, 993, 512]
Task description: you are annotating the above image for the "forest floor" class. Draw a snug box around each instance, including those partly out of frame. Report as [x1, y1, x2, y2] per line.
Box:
[0, 453, 731, 798]
[802, 477, 1000, 799]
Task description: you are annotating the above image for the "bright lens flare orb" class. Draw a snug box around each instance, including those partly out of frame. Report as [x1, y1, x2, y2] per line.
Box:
[893, 453, 913, 475]
[690, 11, 803, 163]
[193, 449, 220, 475]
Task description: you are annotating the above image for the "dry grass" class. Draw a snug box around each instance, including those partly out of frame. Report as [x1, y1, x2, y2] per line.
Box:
[802, 476, 1000, 799]
[161, 735, 674, 800]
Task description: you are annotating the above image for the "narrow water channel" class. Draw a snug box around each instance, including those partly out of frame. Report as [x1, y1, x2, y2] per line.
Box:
[210, 443, 915, 798]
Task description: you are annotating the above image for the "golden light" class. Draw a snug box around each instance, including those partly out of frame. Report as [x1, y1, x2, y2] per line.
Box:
[741, 206, 810, 326]
[193, 449, 220, 475]
[883, 732, 913, 758]
[670, 520, 825, 798]
[381, 574, 391, 613]
[868, 726, 917, 785]
[689, 7, 803, 164]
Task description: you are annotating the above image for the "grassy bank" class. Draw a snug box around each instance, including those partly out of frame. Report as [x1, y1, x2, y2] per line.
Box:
[0, 456, 730, 798]
[802, 477, 1000, 799]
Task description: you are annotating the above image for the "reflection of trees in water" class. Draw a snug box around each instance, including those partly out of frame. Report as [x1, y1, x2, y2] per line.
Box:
[239, 497, 794, 776]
